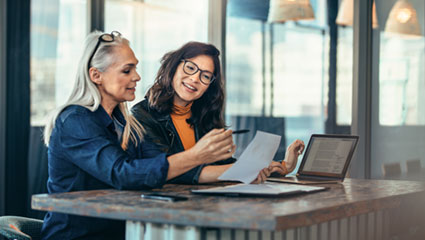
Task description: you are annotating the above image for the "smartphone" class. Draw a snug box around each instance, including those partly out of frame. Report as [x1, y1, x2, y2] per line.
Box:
[140, 193, 188, 202]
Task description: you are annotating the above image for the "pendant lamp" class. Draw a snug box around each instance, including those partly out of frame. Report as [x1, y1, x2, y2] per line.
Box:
[335, 0, 379, 28]
[385, 0, 422, 36]
[268, 0, 315, 23]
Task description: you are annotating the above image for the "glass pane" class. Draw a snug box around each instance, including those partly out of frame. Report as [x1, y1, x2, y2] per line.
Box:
[31, 0, 87, 126]
[225, 18, 263, 116]
[225, 1, 332, 170]
[379, 37, 425, 126]
[336, 27, 353, 125]
[272, 24, 327, 142]
[104, 0, 209, 106]
[371, 0, 425, 179]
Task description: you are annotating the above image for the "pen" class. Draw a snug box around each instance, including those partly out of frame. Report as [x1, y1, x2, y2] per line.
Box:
[232, 129, 250, 134]
[141, 194, 174, 202]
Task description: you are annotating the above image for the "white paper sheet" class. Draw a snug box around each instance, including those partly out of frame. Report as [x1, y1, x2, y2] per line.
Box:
[218, 131, 281, 184]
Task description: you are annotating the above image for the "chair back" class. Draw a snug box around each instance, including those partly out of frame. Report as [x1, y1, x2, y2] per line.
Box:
[0, 216, 43, 240]
[229, 115, 286, 160]
[382, 162, 402, 177]
[406, 159, 421, 173]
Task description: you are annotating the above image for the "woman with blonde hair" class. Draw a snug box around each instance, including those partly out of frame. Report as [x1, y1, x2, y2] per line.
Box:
[41, 31, 235, 240]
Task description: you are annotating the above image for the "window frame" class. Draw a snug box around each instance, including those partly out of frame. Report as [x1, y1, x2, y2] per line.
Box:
[0, 0, 7, 216]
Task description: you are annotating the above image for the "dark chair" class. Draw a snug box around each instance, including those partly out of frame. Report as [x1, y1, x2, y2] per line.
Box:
[382, 162, 402, 177]
[406, 158, 421, 173]
[0, 216, 43, 240]
[229, 115, 286, 160]
[27, 126, 49, 219]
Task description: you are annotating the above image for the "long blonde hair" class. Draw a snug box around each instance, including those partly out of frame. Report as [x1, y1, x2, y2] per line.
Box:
[44, 31, 144, 150]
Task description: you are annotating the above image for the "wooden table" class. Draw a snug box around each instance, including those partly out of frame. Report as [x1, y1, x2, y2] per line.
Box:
[32, 179, 425, 240]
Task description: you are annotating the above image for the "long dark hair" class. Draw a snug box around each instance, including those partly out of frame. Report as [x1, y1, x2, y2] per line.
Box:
[146, 41, 225, 135]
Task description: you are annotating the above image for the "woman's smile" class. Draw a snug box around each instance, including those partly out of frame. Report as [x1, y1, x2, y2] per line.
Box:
[182, 82, 198, 92]
[127, 86, 136, 92]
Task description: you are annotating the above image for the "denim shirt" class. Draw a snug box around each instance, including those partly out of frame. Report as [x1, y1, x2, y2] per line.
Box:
[41, 105, 169, 240]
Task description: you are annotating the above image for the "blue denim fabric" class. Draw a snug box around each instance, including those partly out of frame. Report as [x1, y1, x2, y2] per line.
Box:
[41, 105, 169, 240]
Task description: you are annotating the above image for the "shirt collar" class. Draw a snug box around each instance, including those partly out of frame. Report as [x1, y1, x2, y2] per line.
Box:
[112, 106, 126, 125]
[94, 105, 126, 128]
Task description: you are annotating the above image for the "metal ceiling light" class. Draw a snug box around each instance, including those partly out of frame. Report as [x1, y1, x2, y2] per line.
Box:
[335, 0, 379, 28]
[268, 0, 315, 23]
[385, 0, 422, 36]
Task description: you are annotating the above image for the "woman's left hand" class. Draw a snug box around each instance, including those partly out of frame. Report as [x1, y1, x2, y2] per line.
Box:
[283, 139, 305, 173]
[251, 161, 286, 184]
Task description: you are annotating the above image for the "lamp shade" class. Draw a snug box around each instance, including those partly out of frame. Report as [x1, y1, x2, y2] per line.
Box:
[385, 0, 422, 36]
[268, 0, 315, 23]
[335, 0, 379, 28]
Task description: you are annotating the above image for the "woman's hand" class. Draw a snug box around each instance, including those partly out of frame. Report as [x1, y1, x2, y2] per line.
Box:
[252, 139, 305, 184]
[283, 139, 305, 173]
[251, 161, 286, 184]
[188, 128, 236, 165]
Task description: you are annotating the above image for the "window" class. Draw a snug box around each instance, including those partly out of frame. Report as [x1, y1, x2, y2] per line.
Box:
[225, 18, 263, 116]
[336, 27, 353, 126]
[371, 0, 425, 179]
[225, 1, 334, 165]
[379, 36, 425, 126]
[31, 0, 87, 126]
[104, 0, 209, 105]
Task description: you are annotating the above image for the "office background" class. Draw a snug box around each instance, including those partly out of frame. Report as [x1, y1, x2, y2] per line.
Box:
[0, 0, 424, 219]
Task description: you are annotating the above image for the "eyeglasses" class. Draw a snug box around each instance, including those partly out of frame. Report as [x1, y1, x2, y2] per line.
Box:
[181, 59, 216, 85]
[88, 31, 121, 70]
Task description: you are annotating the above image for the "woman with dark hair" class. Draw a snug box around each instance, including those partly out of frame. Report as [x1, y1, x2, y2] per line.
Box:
[132, 41, 305, 184]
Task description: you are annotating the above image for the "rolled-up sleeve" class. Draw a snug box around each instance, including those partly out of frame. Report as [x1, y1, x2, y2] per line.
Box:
[56, 110, 169, 190]
[141, 133, 203, 185]
[168, 157, 236, 184]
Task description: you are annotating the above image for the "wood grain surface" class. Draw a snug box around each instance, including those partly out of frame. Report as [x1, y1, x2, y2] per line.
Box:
[32, 178, 425, 231]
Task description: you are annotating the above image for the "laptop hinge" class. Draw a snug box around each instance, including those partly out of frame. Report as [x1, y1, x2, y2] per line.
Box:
[296, 174, 341, 181]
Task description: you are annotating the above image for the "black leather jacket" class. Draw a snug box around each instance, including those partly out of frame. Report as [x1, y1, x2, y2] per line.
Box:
[131, 99, 235, 184]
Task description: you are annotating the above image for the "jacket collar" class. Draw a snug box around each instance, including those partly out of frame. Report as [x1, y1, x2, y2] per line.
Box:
[141, 99, 200, 141]
[94, 104, 126, 129]
[140, 99, 170, 122]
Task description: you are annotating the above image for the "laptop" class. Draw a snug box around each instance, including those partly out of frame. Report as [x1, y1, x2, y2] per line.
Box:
[267, 134, 359, 185]
[191, 182, 327, 197]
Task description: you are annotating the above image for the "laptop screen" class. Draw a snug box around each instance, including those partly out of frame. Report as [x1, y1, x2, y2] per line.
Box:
[298, 134, 359, 178]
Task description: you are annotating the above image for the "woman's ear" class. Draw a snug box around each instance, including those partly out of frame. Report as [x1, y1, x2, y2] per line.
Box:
[89, 67, 102, 85]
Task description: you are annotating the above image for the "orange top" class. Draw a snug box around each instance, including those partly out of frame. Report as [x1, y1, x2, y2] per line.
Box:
[170, 103, 196, 150]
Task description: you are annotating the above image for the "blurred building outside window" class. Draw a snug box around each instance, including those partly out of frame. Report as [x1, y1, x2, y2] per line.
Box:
[31, 0, 87, 126]
[104, 0, 209, 107]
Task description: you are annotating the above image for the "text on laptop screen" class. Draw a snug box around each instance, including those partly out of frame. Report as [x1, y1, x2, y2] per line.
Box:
[302, 137, 357, 174]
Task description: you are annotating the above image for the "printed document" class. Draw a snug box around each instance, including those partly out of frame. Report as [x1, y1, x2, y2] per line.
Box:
[218, 131, 281, 184]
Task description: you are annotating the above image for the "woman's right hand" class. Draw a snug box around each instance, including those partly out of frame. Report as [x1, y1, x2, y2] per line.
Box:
[188, 128, 236, 164]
